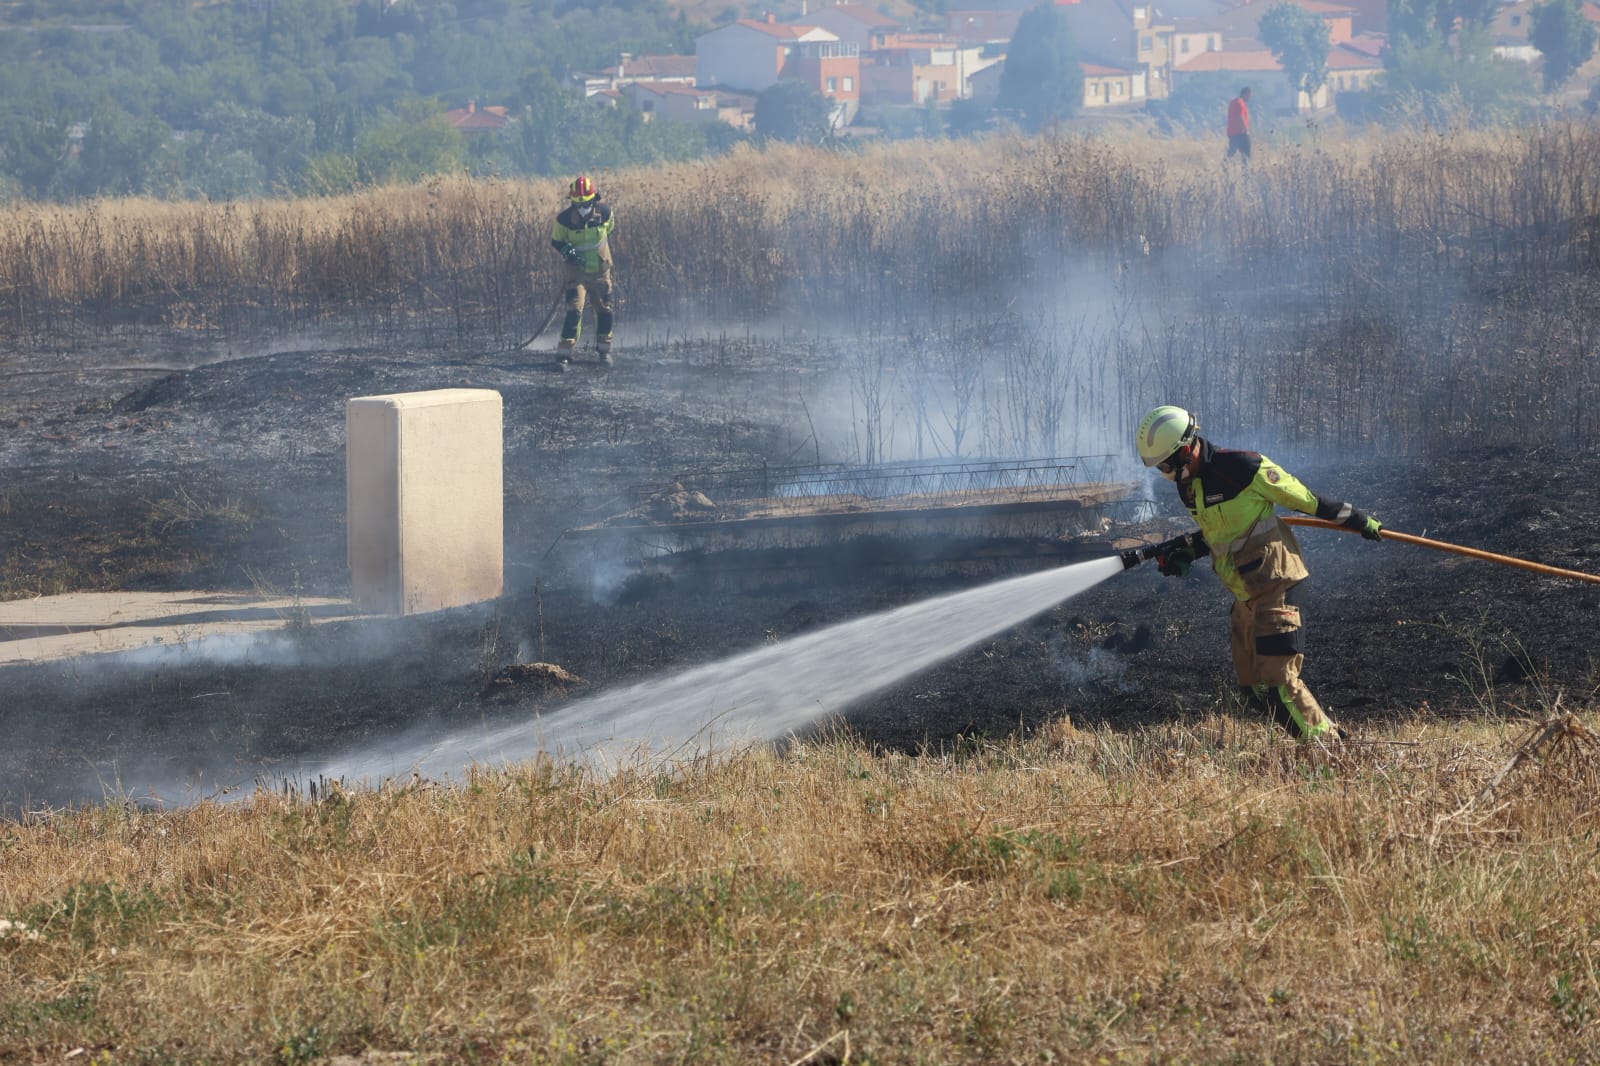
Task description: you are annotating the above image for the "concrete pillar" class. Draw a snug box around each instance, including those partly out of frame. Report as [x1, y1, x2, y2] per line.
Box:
[346, 388, 504, 615]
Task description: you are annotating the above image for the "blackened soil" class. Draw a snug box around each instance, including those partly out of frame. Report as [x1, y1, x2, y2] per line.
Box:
[3, 334, 1596, 814]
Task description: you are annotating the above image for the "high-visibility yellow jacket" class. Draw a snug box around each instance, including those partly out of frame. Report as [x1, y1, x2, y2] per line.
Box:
[551, 202, 614, 275]
[1177, 438, 1354, 601]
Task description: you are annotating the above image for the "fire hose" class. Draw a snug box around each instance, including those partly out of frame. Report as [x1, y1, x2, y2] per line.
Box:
[1121, 516, 1600, 586]
[1282, 516, 1600, 585]
[514, 288, 566, 350]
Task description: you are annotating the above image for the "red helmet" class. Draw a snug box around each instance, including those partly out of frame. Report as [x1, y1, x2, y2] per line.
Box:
[569, 175, 597, 203]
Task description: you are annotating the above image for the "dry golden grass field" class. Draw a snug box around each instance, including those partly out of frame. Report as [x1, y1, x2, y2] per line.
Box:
[4, 126, 1600, 1063]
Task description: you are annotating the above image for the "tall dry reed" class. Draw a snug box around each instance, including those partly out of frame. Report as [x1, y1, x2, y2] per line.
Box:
[3, 126, 1599, 455]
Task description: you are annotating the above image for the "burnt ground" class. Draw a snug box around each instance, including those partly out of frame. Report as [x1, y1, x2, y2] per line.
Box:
[3, 331, 1599, 815]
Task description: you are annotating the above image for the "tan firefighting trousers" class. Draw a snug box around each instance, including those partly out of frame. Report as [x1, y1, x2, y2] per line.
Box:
[1225, 519, 1340, 741]
[559, 265, 613, 345]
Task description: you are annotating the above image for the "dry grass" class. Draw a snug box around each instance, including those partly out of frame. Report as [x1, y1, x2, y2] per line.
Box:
[2, 712, 1597, 1063]
[4, 126, 1600, 457]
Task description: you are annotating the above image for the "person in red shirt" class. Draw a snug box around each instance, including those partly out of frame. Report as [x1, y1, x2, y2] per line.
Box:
[1226, 87, 1252, 164]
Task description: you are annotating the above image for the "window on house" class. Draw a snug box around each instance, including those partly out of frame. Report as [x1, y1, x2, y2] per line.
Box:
[1141, 35, 1152, 52]
[1510, 13, 1521, 25]
[843, 76, 854, 91]
[827, 76, 837, 92]
[1180, 39, 1189, 53]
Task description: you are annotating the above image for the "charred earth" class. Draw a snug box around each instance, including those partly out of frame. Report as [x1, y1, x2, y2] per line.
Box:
[3, 334, 1597, 815]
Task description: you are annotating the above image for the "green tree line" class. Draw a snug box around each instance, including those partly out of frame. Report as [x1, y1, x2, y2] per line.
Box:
[0, 0, 745, 201]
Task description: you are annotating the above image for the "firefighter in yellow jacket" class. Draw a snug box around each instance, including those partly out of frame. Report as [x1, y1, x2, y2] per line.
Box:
[550, 174, 616, 363]
[1135, 405, 1384, 741]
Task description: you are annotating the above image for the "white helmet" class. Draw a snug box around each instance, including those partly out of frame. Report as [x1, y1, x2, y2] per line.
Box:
[1135, 405, 1197, 467]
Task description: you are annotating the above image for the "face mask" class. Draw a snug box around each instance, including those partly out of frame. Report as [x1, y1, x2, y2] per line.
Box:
[576, 203, 593, 217]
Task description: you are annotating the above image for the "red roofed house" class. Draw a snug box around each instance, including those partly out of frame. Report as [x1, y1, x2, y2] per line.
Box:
[696, 16, 862, 123]
[1325, 42, 1385, 92]
[444, 101, 511, 133]
[1173, 47, 1337, 110]
[623, 82, 756, 130]
[577, 53, 698, 97]
[1171, 41, 1382, 111]
[809, 1, 901, 51]
[862, 32, 999, 104]
[1155, 0, 1367, 105]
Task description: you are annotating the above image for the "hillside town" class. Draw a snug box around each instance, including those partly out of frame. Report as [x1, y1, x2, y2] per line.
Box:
[446, 0, 1600, 136]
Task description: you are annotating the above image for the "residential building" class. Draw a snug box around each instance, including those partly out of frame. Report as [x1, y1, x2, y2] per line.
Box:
[968, 59, 1006, 103]
[444, 101, 511, 133]
[809, 1, 901, 51]
[1325, 42, 1385, 91]
[576, 53, 698, 97]
[862, 33, 998, 104]
[1082, 61, 1148, 107]
[1172, 46, 1342, 109]
[696, 16, 862, 123]
[623, 82, 755, 130]
[696, 17, 847, 92]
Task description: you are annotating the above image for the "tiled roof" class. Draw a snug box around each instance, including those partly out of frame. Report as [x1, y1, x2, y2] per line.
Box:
[733, 19, 835, 40]
[444, 104, 511, 130]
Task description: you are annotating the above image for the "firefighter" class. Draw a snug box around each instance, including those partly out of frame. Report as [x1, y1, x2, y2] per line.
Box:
[1135, 405, 1383, 742]
[550, 174, 616, 364]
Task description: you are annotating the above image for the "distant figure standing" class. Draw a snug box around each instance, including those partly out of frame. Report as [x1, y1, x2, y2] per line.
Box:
[550, 174, 616, 365]
[1226, 87, 1252, 164]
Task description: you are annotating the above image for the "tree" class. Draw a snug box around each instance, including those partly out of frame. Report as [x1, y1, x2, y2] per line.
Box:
[996, 3, 1082, 130]
[1380, 30, 1534, 124]
[66, 102, 171, 198]
[1530, 0, 1599, 94]
[753, 80, 831, 143]
[1258, 3, 1331, 104]
[1388, 0, 1501, 52]
[945, 97, 991, 138]
[353, 99, 466, 185]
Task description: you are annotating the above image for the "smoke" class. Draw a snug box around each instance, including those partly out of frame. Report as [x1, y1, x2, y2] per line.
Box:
[1049, 642, 1136, 696]
[0, 609, 495, 815]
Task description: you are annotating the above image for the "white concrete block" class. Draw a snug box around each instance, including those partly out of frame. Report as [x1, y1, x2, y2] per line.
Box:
[346, 388, 504, 615]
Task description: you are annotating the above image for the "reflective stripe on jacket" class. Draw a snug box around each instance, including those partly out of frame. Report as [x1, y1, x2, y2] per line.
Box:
[1178, 439, 1317, 600]
[551, 202, 615, 274]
